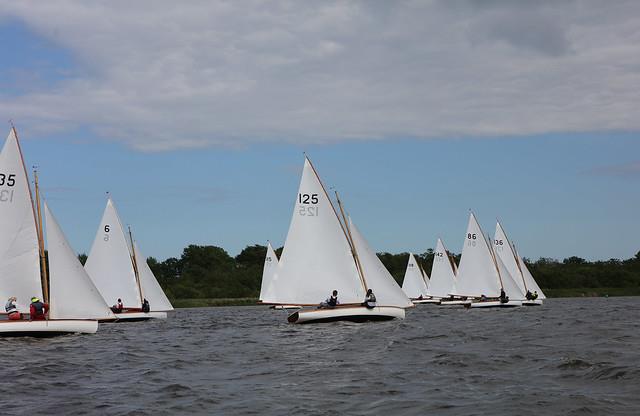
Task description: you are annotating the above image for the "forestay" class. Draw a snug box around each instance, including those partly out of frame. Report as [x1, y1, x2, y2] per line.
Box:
[262, 158, 364, 305]
[401, 253, 429, 299]
[85, 198, 141, 308]
[133, 242, 174, 311]
[426, 238, 457, 298]
[349, 218, 412, 308]
[45, 203, 114, 320]
[452, 212, 501, 298]
[0, 129, 42, 313]
[259, 242, 279, 302]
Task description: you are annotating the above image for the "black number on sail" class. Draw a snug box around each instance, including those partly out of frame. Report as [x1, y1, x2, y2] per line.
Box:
[467, 233, 477, 240]
[0, 173, 16, 187]
[298, 193, 319, 205]
[104, 224, 110, 241]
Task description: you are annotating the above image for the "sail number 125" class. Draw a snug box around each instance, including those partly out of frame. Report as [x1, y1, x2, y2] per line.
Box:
[298, 193, 319, 216]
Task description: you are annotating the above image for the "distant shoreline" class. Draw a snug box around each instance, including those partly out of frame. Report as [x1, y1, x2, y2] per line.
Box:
[171, 289, 640, 308]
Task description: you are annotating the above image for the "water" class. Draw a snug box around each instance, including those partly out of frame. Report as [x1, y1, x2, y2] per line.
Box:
[1, 297, 639, 415]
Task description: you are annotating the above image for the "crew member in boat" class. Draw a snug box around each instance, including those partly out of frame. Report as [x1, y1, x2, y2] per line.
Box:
[499, 288, 508, 303]
[111, 298, 124, 313]
[29, 297, 49, 320]
[141, 298, 150, 313]
[531, 291, 538, 300]
[5, 297, 22, 320]
[320, 290, 339, 308]
[480, 294, 487, 302]
[363, 289, 377, 309]
[525, 290, 533, 300]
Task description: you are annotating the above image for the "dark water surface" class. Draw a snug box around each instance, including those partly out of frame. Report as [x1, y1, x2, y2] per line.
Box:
[1, 297, 639, 415]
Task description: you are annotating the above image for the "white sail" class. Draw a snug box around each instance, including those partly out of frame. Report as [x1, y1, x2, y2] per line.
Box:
[426, 238, 457, 298]
[518, 252, 546, 299]
[493, 244, 526, 300]
[0, 129, 42, 313]
[348, 218, 413, 308]
[85, 198, 141, 308]
[133, 241, 174, 311]
[452, 212, 501, 297]
[45, 203, 114, 320]
[262, 157, 365, 305]
[401, 252, 429, 299]
[259, 242, 279, 301]
[494, 221, 545, 299]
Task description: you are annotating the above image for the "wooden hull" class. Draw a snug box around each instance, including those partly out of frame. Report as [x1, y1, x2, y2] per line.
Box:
[439, 299, 472, 307]
[270, 305, 302, 310]
[0, 319, 98, 337]
[522, 299, 543, 306]
[469, 300, 523, 308]
[412, 299, 441, 304]
[288, 306, 405, 324]
[101, 311, 168, 323]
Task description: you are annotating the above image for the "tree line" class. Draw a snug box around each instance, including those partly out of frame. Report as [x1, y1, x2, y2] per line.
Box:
[138, 245, 640, 300]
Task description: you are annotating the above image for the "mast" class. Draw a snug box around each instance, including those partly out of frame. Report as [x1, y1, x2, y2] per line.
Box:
[33, 168, 50, 303]
[128, 226, 144, 303]
[512, 242, 529, 292]
[335, 190, 368, 292]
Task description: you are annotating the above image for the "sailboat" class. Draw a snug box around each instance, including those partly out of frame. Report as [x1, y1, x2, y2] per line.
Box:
[269, 156, 411, 324]
[449, 212, 523, 308]
[1, 127, 113, 336]
[494, 221, 544, 306]
[401, 253, 437, 304]
[425, 238, 458, 303]
[258, 242, 298, 309]
[84, 197, 172, 321]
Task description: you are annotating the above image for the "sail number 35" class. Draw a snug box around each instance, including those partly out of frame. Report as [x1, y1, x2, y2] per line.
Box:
[0, 173, 16, 186]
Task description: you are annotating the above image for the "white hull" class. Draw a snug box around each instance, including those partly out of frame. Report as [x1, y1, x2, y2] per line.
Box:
[439, 299, 472, 307]
[470, 300, 523, 308]
[522, 299, 543, 306]
[288, 306, 405, 324]
[412, 299, 441, 304]
[0, 319, 98, 336]
[102, 311, 168, 322]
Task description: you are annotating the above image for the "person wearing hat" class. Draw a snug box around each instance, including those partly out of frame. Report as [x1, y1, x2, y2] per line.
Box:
[29, 297, 49, 321]
[5, 297, 22, 320]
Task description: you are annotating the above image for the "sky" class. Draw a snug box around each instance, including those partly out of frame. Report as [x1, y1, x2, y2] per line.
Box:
[0, 1, 638, 262]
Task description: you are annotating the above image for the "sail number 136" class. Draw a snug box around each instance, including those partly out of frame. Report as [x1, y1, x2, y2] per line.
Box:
[298, 193, 319, 217]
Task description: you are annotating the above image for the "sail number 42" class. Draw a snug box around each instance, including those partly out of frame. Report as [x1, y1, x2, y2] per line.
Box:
[298, 193, 319, 216]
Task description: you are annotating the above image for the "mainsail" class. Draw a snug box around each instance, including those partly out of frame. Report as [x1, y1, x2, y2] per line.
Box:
[85, 198, 141, 308]
[494, 221, 545, 299]
[348, 218, 413, 308]
[45, 203, 114, 320]
[259, 242, 279, 302]
[263, 157, 364, 305]
[426, 238, 457, 298]
[452, 212, 501, 297]
[401, 252, 429, 299]
[133, 241, 174, 311]
[0, 129, 42, 312]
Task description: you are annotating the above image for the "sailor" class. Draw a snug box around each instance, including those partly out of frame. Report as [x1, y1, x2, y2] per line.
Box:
[111, 298, 124, 313]
[480, 294, 487, 302]
[141, 298, 150, 313]
[525, 290, 533, 300]
[29, 297, 49, 320]
[5, 297, 22, 320]
[363, 289, 377, 309]
[499, 288, 508, 304]
[320, 290, 339, 308]
[532, 291, 539, 300]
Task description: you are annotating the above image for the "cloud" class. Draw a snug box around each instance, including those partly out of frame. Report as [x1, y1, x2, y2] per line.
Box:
[588, 160, 640, 176]
[0, 1, 639, 150]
